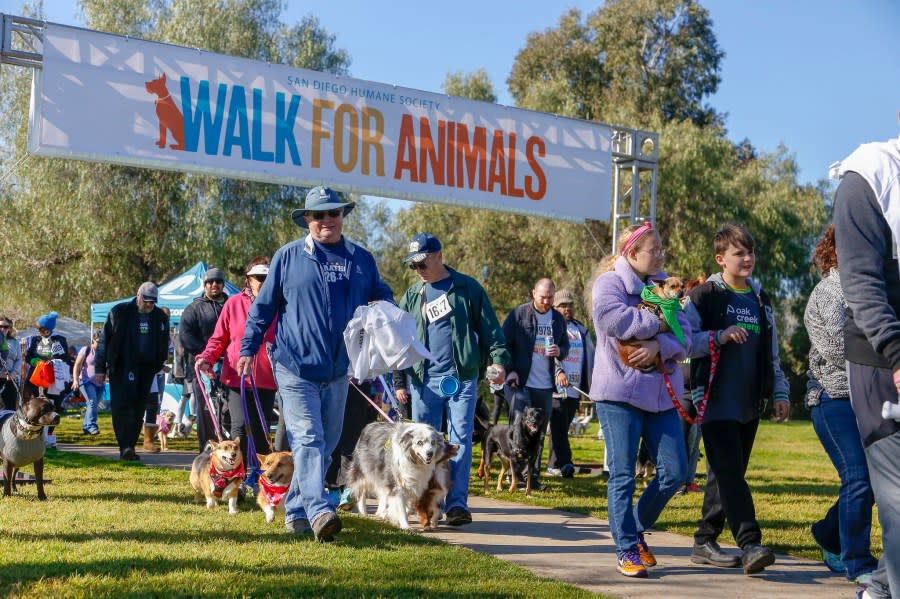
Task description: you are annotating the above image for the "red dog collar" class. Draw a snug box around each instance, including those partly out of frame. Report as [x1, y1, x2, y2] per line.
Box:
[259, 476, 289, 507]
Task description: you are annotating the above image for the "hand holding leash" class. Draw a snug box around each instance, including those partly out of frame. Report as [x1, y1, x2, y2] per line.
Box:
[236, 356, 253, 376]
[505, 371, 520, 388]
[395, 388, 410, 404]
[194, 357, 215, 376]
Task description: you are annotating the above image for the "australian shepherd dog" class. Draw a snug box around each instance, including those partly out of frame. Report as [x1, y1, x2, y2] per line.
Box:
[348, 421, 459, 531]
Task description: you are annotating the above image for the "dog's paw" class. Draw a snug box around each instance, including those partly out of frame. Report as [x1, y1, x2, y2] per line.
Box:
[206, 498, 216, 509]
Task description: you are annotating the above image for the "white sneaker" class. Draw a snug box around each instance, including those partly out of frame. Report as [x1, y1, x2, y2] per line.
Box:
[546, 467, 562, 477]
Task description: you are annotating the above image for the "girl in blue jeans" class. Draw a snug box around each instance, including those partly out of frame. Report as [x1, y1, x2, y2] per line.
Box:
[589, 222, 691, 578]
[804, 225, 877, 590]
[73, 331, 104, 435]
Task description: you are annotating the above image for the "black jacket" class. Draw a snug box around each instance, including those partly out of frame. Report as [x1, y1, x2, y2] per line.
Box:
[686, 279, 776, 416]
[502, 302, 569, 389]
[178, 294, 227, 372]
[95, 299, 169, 375]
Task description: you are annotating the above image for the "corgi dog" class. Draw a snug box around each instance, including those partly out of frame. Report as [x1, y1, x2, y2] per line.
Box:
[145, 73, 185, 150]
[155, 410, 176, 452]
[256, 451, 294, 523]
[190, 437, 243, 514]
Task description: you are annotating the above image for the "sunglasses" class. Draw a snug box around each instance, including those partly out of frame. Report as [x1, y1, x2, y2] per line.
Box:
[250, 275, 267, 282]
[0, 324, 9, 329]
[309, 209, 343, 220]
[408, 261, 428, 271]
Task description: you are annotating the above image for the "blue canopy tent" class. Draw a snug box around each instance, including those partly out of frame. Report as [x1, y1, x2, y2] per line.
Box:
[90, 262, 240, 326]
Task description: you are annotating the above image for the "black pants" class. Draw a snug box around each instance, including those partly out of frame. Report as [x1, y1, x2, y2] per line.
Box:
[326, 382, 378, 489]
[548, 395, 579, 468]
[225, 386, 276, 461]
[110, 367, 156, 453]
[1, 379, 17, 411]
[694, 418, 761, 548]
[192, 377, 227, 451]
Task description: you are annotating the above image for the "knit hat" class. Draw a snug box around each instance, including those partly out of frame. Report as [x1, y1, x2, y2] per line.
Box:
[37, 311, 58, 331]
[553, 290, 575, 306]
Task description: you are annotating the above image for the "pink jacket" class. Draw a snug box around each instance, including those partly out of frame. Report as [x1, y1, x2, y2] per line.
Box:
[198, 289, 277, 390]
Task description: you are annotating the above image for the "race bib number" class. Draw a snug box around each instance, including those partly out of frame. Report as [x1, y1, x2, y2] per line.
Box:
[424, 294, 452, 323]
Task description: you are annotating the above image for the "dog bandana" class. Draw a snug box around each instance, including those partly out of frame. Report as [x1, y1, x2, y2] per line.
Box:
[209, 462, 245, 498]
[259, 476, 289, 507]
[640, 285, 685, 345]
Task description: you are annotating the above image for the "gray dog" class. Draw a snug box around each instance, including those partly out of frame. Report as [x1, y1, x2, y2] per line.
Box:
[0, 395, 60, 500]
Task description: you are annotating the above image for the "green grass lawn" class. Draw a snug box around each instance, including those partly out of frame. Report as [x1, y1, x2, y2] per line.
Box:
[2, 411, 878, 598]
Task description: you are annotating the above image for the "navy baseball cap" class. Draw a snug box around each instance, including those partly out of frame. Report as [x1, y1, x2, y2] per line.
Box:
[403, 233, 442, 263]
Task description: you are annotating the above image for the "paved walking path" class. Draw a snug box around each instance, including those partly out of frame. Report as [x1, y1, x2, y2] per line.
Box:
[59, 443, 853, 599]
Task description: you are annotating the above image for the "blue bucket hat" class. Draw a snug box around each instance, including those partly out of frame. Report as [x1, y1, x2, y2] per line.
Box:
[403, 233, 442, 263]
[291, 186, 355, 229]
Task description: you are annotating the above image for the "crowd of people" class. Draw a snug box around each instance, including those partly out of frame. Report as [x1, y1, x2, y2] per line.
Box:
[5, 130, 900, 597]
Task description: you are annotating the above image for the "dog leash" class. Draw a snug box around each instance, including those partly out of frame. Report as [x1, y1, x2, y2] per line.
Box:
[194, 364, 224, 442]
[662, 331, 717, 425]
[240, 372, 276, 458]
[350, 379, 394, 424]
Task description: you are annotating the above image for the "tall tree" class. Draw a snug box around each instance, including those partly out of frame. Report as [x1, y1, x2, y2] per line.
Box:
[508, 0, 722, 127]
[0, 0, 350, 324]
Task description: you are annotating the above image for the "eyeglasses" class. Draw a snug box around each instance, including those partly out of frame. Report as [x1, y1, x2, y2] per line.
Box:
[638, 248, 666, 258]
[309, 209, 343, 220]
[0, 324, 9, 329]
[408, 261, 428, 271]
[205, 280, 224, 285]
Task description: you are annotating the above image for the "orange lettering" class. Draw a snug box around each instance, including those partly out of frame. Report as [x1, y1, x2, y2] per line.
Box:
[487, 130, 507, 195]
[418, 118, 445, 185]
[506, 133, 525, 198]
[455, 124, 487, 191]
[393, 114, 418, 182]
[525, 136, 547, 200]
[311, 99, 334, 169]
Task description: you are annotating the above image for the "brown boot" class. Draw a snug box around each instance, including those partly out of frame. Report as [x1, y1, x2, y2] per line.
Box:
[143, 424, 160, 453]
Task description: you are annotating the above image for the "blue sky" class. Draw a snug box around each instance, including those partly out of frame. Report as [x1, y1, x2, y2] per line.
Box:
[5, 0, 900, 192]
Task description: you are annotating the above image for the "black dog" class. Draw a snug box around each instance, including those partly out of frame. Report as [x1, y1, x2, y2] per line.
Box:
[0, 394, 60, 500]
[477, 406, 546, 496]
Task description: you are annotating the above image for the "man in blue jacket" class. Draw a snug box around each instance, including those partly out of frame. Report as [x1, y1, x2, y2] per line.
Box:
[239, 186, 393, 542]
[393, 233, 509, 526]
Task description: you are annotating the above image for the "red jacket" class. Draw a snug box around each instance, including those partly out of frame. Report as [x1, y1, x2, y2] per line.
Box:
[199, 289, 277, 390]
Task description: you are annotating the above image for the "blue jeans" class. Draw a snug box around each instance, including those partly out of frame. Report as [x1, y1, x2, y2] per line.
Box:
[274, 362, 348, 526]
[810, 393, 878, 580]
[597, 400, 686, 555]
[80, 381, 104, 432]
[411, 376, 477, 512]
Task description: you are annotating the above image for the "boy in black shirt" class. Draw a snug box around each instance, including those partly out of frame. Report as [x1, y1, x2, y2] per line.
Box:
[683, 223, 790, 574]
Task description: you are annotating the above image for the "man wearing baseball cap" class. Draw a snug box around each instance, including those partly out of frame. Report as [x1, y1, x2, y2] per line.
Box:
[239, 185, 393, 542]
[547, 289, 594, 478]
[94, 281, 170, 461]
[394, 232, 508, 526]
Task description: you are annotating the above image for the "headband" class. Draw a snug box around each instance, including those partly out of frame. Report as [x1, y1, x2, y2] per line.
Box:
[620, 221, 653, 256]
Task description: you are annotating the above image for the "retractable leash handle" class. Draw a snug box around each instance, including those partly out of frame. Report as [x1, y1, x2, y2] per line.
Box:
[377, 375, 404, 422]
[194, 364, 224, 442]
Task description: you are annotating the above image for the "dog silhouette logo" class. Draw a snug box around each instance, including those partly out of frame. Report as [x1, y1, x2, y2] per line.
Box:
[145, 73, 185, 151]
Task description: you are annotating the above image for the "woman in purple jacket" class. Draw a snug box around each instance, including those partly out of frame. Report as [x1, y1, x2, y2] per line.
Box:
[590, 222, 691, 579]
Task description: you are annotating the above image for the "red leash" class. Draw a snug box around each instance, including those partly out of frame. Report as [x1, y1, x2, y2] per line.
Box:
[663, 331, 719, 425]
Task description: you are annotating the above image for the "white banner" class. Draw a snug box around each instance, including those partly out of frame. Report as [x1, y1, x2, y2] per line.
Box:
[31, 23, 612, 222]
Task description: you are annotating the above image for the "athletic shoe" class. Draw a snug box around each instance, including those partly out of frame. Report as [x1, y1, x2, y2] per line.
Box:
[285, 518, 311, 534]
[855, 573, 873, 586]
[560, 463, 576, 478]
[616, 549, 648, 578]
[685, 482, 702, 493]
[637, 533, 657, 567]
[546, 467, 562, 477]
[815, 542, 845, 574]
[311, 511, 342, 542]
[337, 488, 356, 511]
[326, 488, 340, 508]
[444, 507, 473, 526]
[120, 447, 141, 461]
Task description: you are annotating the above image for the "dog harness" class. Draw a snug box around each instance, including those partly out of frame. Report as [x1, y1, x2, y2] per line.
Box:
[663, 331, 718, 425]
[259, 476, 289, 507]
[209, 462, 245, 498]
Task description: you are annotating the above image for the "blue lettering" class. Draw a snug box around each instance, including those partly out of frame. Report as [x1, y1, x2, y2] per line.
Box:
[223, 85, 251, 159]
[251, 88, 274, 163]
[181, 77, 227, 155]
[275, 92, 302, 165]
